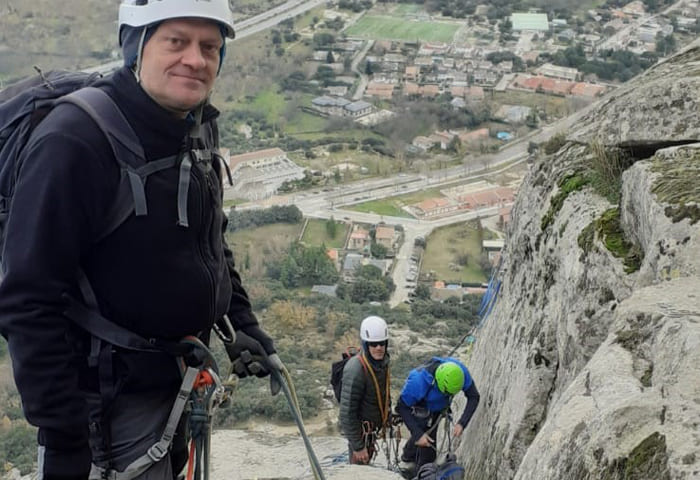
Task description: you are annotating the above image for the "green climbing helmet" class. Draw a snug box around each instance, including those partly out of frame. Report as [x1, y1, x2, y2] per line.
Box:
[435, 361, 464, 395]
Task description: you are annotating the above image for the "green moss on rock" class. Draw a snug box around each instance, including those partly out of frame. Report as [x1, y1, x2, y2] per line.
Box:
[597, 208, 642, 273]
[578, 222, 595, 254]
[652, 150, 700, 224]
[625, 433, 671, 479]
[541, 173, 590, 231]
[599, 432, 671, 480]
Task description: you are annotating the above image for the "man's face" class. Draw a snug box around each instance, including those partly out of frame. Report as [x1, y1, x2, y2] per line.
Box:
[367, 340, 387, 361]
[139, 18, 223, 117]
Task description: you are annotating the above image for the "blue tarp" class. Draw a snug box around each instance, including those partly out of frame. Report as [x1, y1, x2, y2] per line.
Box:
[497, 131, 513, 141]
[477, 259, 503, 327]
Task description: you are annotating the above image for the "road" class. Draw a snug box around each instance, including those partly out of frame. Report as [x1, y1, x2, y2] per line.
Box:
[351, 40, 374, 100]
[596, 0, 685, 51]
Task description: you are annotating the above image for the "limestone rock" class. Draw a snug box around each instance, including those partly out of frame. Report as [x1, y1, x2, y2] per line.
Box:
[459, 40, 700, 480]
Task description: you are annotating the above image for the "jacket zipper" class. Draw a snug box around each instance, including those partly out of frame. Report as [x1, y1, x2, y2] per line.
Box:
[190, 165, 217, 325]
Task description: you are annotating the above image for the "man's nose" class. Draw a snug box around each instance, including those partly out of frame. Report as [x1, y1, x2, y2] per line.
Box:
[180, 44, 207, 69]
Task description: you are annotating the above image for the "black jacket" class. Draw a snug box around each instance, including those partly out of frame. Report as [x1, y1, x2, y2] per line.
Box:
[0, 68, 257, 475]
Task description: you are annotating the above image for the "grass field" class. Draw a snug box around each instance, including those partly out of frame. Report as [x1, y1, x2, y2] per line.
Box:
[347, 187, 446, 217]
[301, 219, 349, 249]
[248, 89, 287, 124]
[390, 188, 445, 204]
[347, 199, 415, 218]
[345, 16, 459, 43]
[226, 223, 302, 277]
[284, 112, 330, 136]
[422, 221, 497, 284]
[393, 4, 423, 15]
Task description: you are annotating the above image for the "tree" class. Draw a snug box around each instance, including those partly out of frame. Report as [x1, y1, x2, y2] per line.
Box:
[326, 218, 338, 238]
[525, 110, 539, 128]
[279, 256, 302, 288]
[349, 279, 389, 303]
[312, 32, 335, 47]
[357, 264, 383, 280]
[415, 283, 431, 300]
[655, 34, 676, 57]
[370, 242, 388, 259]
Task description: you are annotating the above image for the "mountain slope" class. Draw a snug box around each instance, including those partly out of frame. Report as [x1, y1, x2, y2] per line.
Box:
[458, 41, 700, 480]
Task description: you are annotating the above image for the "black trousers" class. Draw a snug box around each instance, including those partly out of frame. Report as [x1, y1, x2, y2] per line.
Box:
[401, 412, 441, 471]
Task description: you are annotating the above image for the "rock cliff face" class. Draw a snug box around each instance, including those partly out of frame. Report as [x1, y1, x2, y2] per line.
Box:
[458, 43, 700, 480]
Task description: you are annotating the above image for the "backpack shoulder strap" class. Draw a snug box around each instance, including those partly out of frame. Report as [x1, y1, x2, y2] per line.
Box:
[56, 87, 179, 239]
[58, 87, 145, 168]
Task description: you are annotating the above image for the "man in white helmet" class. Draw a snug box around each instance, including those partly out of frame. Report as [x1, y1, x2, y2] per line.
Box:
[0, 1, 282, 479]
[339, 315, 392, 465]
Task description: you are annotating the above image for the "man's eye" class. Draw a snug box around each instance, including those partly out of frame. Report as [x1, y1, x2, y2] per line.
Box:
[168, 38, 184, 47]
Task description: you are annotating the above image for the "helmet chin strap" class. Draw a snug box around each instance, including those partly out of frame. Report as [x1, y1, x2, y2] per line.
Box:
[189, 103, 204, 139]
[131, 26, 149, 83]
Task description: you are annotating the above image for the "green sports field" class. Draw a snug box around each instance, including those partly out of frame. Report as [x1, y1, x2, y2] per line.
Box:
[345, 16, 460, 43]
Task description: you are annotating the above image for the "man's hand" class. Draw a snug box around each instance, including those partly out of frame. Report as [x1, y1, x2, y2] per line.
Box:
[415, 433, 434, 447]
[351, 448, 370, 464]
[452, 424, 464, 437]
[224, 330, 270, 379]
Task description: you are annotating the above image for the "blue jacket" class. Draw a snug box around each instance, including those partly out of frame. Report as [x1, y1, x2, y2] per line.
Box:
[398, 357, 480, 436]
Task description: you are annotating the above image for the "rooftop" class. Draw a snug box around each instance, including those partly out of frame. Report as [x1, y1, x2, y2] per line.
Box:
[511, 13, 549, 31]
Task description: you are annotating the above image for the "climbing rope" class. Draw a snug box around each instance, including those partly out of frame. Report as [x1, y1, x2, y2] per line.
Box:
[270, 362, 327, 480]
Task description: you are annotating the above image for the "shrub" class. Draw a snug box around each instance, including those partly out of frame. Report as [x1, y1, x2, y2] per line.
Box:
[587, 141, 633, 203]
[542, 132, 567, 155]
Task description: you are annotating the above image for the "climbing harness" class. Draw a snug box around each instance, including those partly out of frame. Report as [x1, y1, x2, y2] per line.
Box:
[383, 413, 403, 472]
[358, 352, 401, 470]
[411, 411, 465, 480]
[181, 337, 228, 480]
[360, 353, 392, 436]
[87, 336, 229, 480]
[361, 421, 379, 462]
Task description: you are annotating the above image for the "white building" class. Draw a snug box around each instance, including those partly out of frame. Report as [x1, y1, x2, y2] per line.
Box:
[228, 148, 305, 201]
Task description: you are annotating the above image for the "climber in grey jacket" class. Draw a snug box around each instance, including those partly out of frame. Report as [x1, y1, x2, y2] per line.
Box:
[339, 316, 392, 464]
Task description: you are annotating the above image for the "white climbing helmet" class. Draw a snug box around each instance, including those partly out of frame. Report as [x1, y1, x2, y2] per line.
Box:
[118, 0, 236, 42]
[360, 316, 389, 342]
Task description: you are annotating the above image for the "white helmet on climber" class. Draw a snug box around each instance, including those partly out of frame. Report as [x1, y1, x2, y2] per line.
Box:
[118, 0, 236, 41]
[360, 315, 389, 342]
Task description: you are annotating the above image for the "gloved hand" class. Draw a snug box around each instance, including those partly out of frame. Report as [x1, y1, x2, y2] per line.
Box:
[225, 330, 270, 379]
[225, 328, 286, 396]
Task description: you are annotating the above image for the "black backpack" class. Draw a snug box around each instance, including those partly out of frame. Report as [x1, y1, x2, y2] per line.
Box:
[0, 69, 232, 275]
[414, 455, 464, 480]
[330, 346, 368, 402]
[0, 70, 178, 270]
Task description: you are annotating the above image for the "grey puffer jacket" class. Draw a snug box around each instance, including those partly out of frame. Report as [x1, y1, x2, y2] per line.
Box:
[339, 352, 391, 451]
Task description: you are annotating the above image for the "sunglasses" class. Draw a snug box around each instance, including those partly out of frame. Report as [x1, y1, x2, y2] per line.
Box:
[367, 340, 388, 348]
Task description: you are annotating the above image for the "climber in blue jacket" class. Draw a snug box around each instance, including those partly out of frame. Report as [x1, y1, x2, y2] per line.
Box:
[397, 357, 480, 476]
